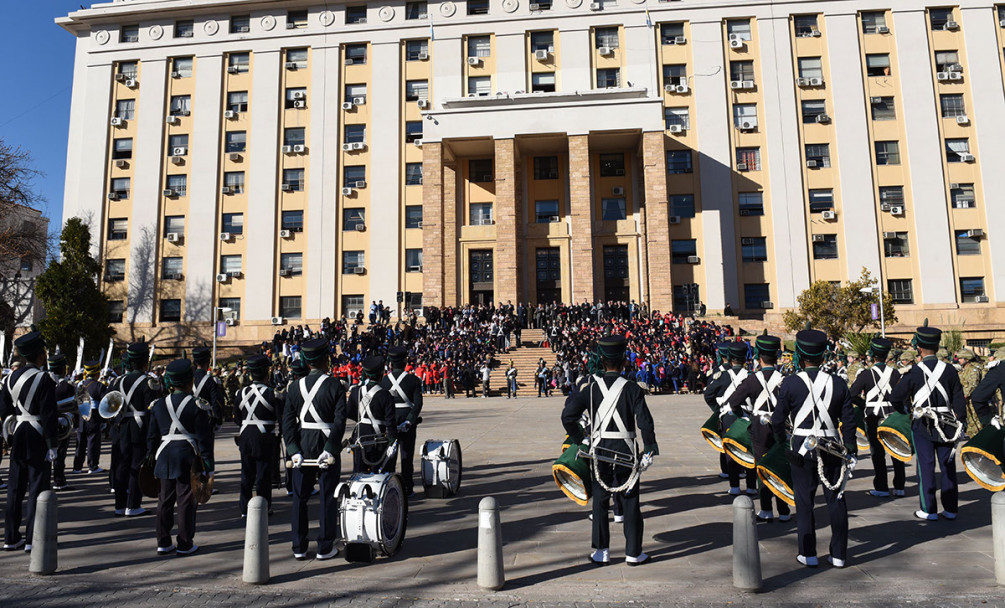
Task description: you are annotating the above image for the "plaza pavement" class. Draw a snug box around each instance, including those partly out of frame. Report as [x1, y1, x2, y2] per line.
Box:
[0, 392, 1001, 607]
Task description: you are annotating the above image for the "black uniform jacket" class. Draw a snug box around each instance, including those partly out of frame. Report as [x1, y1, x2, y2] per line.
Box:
[727, 367, 781, 419]
[193, 368, 224, 423]
[283, 369, 347, 458]
[1, 364, 58, 462]
[771, 368, 856, 455]
[848, 363, 902, 412]
[347, 380, 398, 462]
[111, 371, 158, 447]
[380, 368, 423, 426]
[889, 355, 966, 443]
[561, 372, 659, 456]
[146, 391, 214, 480]
[970, 363, 1005, 425]
[704, 365, 747, 413]
[235, 382, 282, 458]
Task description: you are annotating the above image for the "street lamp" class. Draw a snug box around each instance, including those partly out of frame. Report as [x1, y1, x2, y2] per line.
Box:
[212, 306, 233, 368]
[860, 287, 885, 337]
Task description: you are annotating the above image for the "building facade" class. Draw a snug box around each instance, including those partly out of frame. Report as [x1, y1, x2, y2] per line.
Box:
[0, 204, 49, 332]
[59, 0, 1005, 344]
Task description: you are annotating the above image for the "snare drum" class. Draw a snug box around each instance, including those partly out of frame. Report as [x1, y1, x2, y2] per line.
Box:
[960, 425, 1005, 492]
[700, 412, 724, 453]
[854, 406, 870, 453]
[335, 472, 408, 563]
[553, 443, 591, 506]
[756, 443, 795, 506]
[421, 439, 462, 498]
[877, 412, 914, 463]
[722, 418, 755, 469]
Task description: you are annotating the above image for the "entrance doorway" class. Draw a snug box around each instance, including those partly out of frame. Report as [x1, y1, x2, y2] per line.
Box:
[469, 249, 494, 306]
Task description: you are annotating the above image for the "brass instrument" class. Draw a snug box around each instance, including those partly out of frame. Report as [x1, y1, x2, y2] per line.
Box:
[576, 445, 638, 469]
[98, 390, 126, 419]
[56, 413, 75, 441]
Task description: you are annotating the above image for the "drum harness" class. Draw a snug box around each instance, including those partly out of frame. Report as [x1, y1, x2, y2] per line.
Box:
[154, 394, 198, 460]
[354, 381, 392, 468]
[587, 376, 641, 494]
[716, 368, 749, 420]
[752, 369, 783, 424]
[298, 375, 336, 438]
[387, 372, 414, 417]
[120, 373, 148, 429]
[9, 367, 45, 436]
[865, 366, 895, 419]
[791, 371, 852, 495]
[239, 383, 275, 435]
[911, 361, 963, 445]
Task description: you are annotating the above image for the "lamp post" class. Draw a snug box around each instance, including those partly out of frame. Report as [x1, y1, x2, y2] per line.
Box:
[860, 287, 885, 337]
[212, 306, 233, 368]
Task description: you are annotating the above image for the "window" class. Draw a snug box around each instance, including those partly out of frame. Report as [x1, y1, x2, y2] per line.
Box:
[930, 8, 954, 30]
[280, 296, 302, 320]
[219, 298, 241, 320]
[165, 175, 187, 197]
[861, 11, 887, 34]
[343, 208, 366, 231]
[225, 131, 246, 153]
[405, 206, 423, 228]
[220, 255, 242, 275]
[406, 1, 428, 20]
[287, 10, 308, 29]
[468, 76, 492, 96]
[285, 87, 307, 109]
[230, 15, 251, 34]
[670, 194, 695, 218]
[940, 94, 966, 118]
[726, 19, 752, 41]
[531, 31, 554, 53]
[281, 253, 304, 276]
[405, 163, 423, 185]
[741, 237, 768, 263]
[660, 22, 685, 44]
[531, 73, 556, 93]
[951, 183, 976, 209]
[884, 232, 910, 258]
[797, 57, 823, 80]
[115, 99, 135, 120]
[603, 246, 629, 279]
[801, 99, 827, 123]
[346, 6, 367, 23]
[284, 128, 306, 147]
[663, 64, 687, 87]
[535, 200, 560, 223]
[794, 15, 819, 37]
[879, 186, 904, 207]
[805, 144, 830, 168]
[808, 189, 834, 213]
[471, 203, 493, 225]
[111, 177, 131, 199]
[108, 218, 128, 240]
[534, 157, 559, 180]
[535, 248, 561, 287]
[595, 27, 620, 48]
[730, 60, 755, 82]
[666, 150, 692, 174]
[344, 165, 366, 185]
[345, 44, 367, 65]
[406, 249, 424, 272]
[960, 277, 986, 303]
[342, 251, 365, 274]
[733, 104, 757, 129]
[287, 48, 309, 69]
[344, 124, 366, 145]
[596, 68, 621, 89]
[956, 230, 982, 255]
[282, 169, 305, 192]
[282, 210, 304, 231]
[172, 57, 193, 77]
[738, 192, 764, 216]
[167, 96, 190, 116]
[223, 172, 245, 193]
[108, 300, 124, 323]
[744, 283, 770, 309]
[469, 159, 494, 182]
[601, 198, 627, 221]
[468, 36, 491, 57]
[946, 138, 970, 162]
[866, 54, 891, 77]
[665, 107, 690, 130]
[112, 138, 133, 160]
[345, 83, 368, 103]
[227, 91, 249, 112]
[168, 134, 189, 150]
[222, 213, 244, 235]
[105, 259, 126, 281]
[812, 234, 839, 259]
[736, 147, 761, 171]
[404, 81, 429, 104]
[673, 283, 700, 314]
[875, 141, 901, 165]
[228, 53, 250, 73]
[888, 279, 913, 304]
[935, 50, 960, 72]
[121, 25, 139, 43]
[531, 0, 553, 10]
[468, 0, 489, 15]
[671, 240, 697, 264]
[342, 295, 365, 317]
[175, 20, 194, 38]
[871, 96, 896, 120]
[599, 153, 625, 177]
[164, 216, 185, 237]
[406, 40, 429, 61]
[117, 61, 138, 78]
[159, 299, 182, 322]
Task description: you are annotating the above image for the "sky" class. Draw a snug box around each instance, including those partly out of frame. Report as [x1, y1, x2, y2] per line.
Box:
[1, 2, 85, 230]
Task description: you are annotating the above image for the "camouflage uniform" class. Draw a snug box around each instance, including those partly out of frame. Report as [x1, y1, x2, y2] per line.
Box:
[957, 350, 983, 436]
[898, 349, 917, 373]
[846, 358, 863, 387]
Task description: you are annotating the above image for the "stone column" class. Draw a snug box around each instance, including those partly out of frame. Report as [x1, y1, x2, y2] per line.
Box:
[568, 135, 595, 303]
[422, 142, 444, 308]
[642, 131, 673, 312]
[494, 139, 521, 305]
[443, 160, 459, 306]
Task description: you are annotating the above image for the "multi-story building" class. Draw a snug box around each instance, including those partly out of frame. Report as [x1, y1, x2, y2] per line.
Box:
[59, 0, 1005, 344]
[0, 204, 48, 331]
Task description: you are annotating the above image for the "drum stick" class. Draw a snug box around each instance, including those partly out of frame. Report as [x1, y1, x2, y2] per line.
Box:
[286, 456, 336, 468]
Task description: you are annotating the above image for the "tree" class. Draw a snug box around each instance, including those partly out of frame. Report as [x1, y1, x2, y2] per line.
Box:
[0, 138, 47, 269]
[784, 268, 897, 339]
[35, 218, 113, 364]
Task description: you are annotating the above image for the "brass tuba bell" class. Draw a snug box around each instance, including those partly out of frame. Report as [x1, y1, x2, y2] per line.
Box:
[56, 413, 75, 441]
[98, 390, 126, 419]
[1, 416, 16, 444]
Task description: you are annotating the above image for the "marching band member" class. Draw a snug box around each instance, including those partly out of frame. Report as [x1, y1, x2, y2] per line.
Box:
[705, 342, 756, 495]
[73, 361, 105, 475]
[110, 342, 158, 517]
[712, 343, 732, 480]
[771, 329, 856, 568]
[347, 356, 398, 474]
[970, 350, 1005, 430]
[889, 323, 966, 521]
[848, 337, 904, 498]
[562, 335, 658, 566]
[146, 359, 214, 555]
[46, 352, 75, 491]
[282, 339, 347, 560]
[380, 346, 422, 496]
[1, 331, 58, 552]
[191, 347, 224, 427]
[235, 355, 281, 517]
[726, 334, 790, 522]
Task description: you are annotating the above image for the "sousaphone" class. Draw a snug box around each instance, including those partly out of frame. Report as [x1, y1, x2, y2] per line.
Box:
[98, 390, 125, 419]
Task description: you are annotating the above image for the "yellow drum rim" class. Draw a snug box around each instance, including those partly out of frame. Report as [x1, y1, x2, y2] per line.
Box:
[878, 428, 914, 463]
[553, 464, 590, 506]
[960, 446, 1005, 492]
[756, 465, 796, 507]
[722, 438, 756, 469]
[701, 429, 725, 453]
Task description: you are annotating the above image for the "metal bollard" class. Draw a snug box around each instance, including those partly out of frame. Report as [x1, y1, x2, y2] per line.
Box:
[477, 496, 504, 590]
[994, 492, 1005, 586]
[29, 490, 57, 575]
[732, 495, 762, 592]
[243, 496, 270, 584]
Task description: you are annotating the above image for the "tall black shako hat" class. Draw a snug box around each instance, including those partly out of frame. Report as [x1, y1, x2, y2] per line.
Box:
[301, 338, 329, 364]
[913, 318, 941, 351]
[124, 341, 149, 364]
[290, 359, 310, 379]
[754, 332, 781, 358]
[598, 335, 627, 363]
[192, 346, 211, 365]
[387, 346, 408, 367]
[164, 358, 194, 389]
[246, 354, 270, 374]
[794, 329, 829, 364]
[362, 355, 385, 380]
[47, 351, 68, 371]
[727, 341, 749, 362]
[870, 337, 893, 360]
[14, 331, 46, 359]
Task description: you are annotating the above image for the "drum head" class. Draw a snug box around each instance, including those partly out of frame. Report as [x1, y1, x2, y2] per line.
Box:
[447, 440, 462, 496]
[378, 474, 408, 557]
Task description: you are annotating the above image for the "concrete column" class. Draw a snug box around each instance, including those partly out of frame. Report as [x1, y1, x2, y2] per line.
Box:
[369, 41, 403, 309]
[568, 134, 595, 303]
[641, 131, 672, 312]
[443, 161, 459, 306]
[422, 142, 445, 308]
[494, 139, 521, 305]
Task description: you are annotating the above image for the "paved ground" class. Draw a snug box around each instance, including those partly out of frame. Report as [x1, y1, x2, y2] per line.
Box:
[0, 393, 1001, 607]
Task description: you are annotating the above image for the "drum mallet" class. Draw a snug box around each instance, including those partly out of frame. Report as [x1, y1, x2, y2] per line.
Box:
[477, 496, 505, 590]
[243, 496, 270, 584]
[285, 456, 336, 468]
[29, 490, 57, 575]
[994, 492, 1005, 585]
[732, 495, 762, 592]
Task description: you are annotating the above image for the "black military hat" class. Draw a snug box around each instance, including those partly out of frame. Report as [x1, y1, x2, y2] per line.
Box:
[246, 354, 270, 373]
[191, 346, 211, 364]
[362, 355, 385, 375]
[870, 337, 893, 359]
[716, 342, 730, 357]
[914, 319, 941, 350]
[164, 358, 194, 388]
[48, 351, 68, 369]
[795, 329, 829, 359]
[387, 346, 408, 365]
[83, 360, 101, 375]
[125, 341, 149, 362]
[598, 335, 627, 361]
[754, 334, 781, 355]
[727, 341, 749, 361]
[14, 331, 46, 359]
[301, 338, 329, 362]
[290, 359, 309, 379]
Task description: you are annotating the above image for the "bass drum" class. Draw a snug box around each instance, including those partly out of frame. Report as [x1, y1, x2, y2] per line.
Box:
[722, 417, 755, 469]
[854, 406, 870, 453]
[421, 439, 462, 498]
[553, 443, 591, 506]
[336, 472, 408, 563]
[960, 425, 1005, 492]
[700, 412, 724, 453]
[756, 443, 795, 507]
[877, 412, 914, 463]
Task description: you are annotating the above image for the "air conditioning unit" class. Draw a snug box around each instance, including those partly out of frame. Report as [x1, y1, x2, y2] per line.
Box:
[227, 271, 242, 279]
[229, 152, 241, 161]
[124, 78, 138, 88]
[164, 272, 182, 280]
[354, 224, 366, 232]
[535, 49, 550, 61]
[281, 183, 293, 191]
[220, 232, 232, 241]
[352, 142, 365, 150]
[293, 144, 306, 153]
[291, 91, 306, 101]
[812, 234, 825, 242]
[530, 2, 542, 9]
[352, 96, 366, 105]
[811, 30, 822, 37]
[664, 84, 677, 93]
[414, 139, 423, 147]
[280, 229, 292, 238]
[342, 101, 355, 110]
[890, 205, 905, 216]
[739, 119, 757, 131]
[115, 159, 128, 168]
[293, 100, 306, 109]
[225, 318, 236, 326]
[110, 117, 123, 126]
[285, 62, 298, 70]
[107, 192, 120, 201]
[675, 36, 687, 45]
[345, 58, 356, 66]
[738, 209, 750, 216]
[742, 80, 755, 89]
[737, 162, 748, 171]
[730, 80, 744, 90]
[271, 316, 284, 325]
[216, 273, 228, 283]
[937, 72, 950, 81]
[166, 115, 180, 125]
[172, 146, 188, 156]
[741, 237, 754, 245]
[686, 255, 700, 264]
[975, 295, 990, 303]
[224, 110, 238, 119]
[821, 210, 837, 220]
[967, 228, 985, 238]
[760, 301, 774, 309]
[417, 52, 429, 61]
[171, 156, 184, 166]
[729, 38, 745, 49]
[279, 268, 292, 277]
[806, 160, 819, 168]
[417, 99, 430, 109]
[877, 25, 890, 34]
[955, 115, 969, 125]
[598, 46, 614, 56]
[676, 84, 689, 94]
[882, 231, 898, 239]
[960, 152, 975, 162]
[353, 267, 366, 275]
[590, 1, 602, 10]
[282, 145, 294, 154]
[115, 73, 126, 82]
[227, 66, 240, 74]
[669, 215, 681, 224]
[222, 186, 234, 194]
[612, 186, 624, 196]
[342, 143, 353, 152]
[809, 77, 823, 86]
[342, 187, 355, 196]
[815, 114, 831, 124]
[944, 21, 959, 31]
[166, 232, 181, 243]
[948, 71, 962, 81]
[796, 77, 810, 87]
[870, 96, 883, 104]
[668, 124, 683, 134]
[467, 57, 483, 66]
[162, 189, 176, 197]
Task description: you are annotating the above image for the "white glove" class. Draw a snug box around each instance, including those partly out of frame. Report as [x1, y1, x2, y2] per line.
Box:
[639, 452, 654, 472]
[397, 421, 411, 434]
[992, 416, 1002, 430]
[317, 450, 333, 470]
[45, 448, 58, 463]
[847, 455, 858, 473]
[912, 408, 924, 420]
[385, 441, 399, 461]
[291, 453, 304, 468]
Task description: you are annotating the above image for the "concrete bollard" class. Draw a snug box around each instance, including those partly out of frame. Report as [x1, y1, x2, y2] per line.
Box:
[29, 490, 57, 575]
[243, 496, 270, 584]
[732, 495, 762, 592]
[477, 496, 504, 590]
[994, 492, 1005, 586]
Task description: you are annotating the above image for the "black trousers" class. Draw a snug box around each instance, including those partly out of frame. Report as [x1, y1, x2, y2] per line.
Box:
[751, 420, 789, 515]
[114, 442, 146, 510]
[73, 419, 102, 472]
[791, 453, 848, 561]
[157, 475, 196, 551]
[52, 436, 71, 487]
[591, 463, 642, 558]
[240, 449, 273, 514]
[4, 456, 51, 546]
[290, 465, 340, 555]
[914, 422, 957, 515]
[866, 414, 905, 492]
[109, 439, 120, 489]
[397, 428, 417, 494]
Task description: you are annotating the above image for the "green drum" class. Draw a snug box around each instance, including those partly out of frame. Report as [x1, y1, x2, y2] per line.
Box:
[854, 406, 870, 453]
[553, 443, 592, 506]
[722, 418, 756, 469]
[877, 412, 914, 463]
[701, 412, 724, 453]
[960, 425, 1005, 492]
[756, 443, 794, 506]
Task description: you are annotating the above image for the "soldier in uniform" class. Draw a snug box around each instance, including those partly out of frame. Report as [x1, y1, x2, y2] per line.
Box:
[889, 323, 966, 521]
[898, 349, 917, 373]
[711, 343, 731, 480]
[380, 346, 423, 496]
[957, 350, 984, 436]
[46, 352, 75, 491]
[73, 361, 105, 474]
[848, 337, 904, 498]
[235, 355, 281, 517]
[562, 336, 657, 566]
[191, 347, 223, 428]
[110, 342, 158, 517]
[1, 331, 58, 552]
[347, 356, 398, 474]
[705, 342, 756, 495]
[845, 353, 863, 387]
[146, 359, 214, 555]
[726, 334, 790, 522]
[771, 329, 856, 568]
[282, 339, 347, 560]
[970, 350, 1005, 431]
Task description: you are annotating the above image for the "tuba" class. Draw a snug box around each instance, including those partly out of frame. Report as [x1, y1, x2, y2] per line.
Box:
[1, 415, 16, 444]
[56, 413, 75, 441]
[98, 390, 126, 419]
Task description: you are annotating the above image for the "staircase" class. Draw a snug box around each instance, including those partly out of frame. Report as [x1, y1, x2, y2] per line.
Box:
[493, 328, 555, 395]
